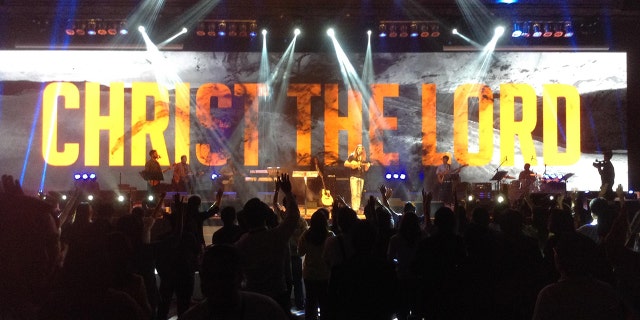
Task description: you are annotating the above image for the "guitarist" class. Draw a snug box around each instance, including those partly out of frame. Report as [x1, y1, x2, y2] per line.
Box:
[142, 149, 168, 194]
[344, 144, 371, 211]
[436, 155, 465, 204]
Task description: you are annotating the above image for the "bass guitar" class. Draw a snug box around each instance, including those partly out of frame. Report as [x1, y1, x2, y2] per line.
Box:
[437, 164, 468, 183]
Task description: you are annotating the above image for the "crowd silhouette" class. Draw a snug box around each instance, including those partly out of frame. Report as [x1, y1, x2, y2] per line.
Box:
[1, 172, 640, 320]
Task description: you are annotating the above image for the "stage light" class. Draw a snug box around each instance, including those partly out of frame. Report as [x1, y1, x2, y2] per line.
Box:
[218, 22, 226, 36]
[261, 29, 267, 36]
[138, 25, 145, 33]
[549, 195, 555, 201]
[249, 23, 258, 37]
[495, 26, 505, 37]
[385, 173, 392, 180]
[410, 23, 419, 37]
[228, 23, 238, 37]
[497, 195, 505, 203]
[327, 28, 335, 37]
[61, 194, 68, 201]
[196, 22, 206, 36]
[452, 28, 458, 35]
[207, 23, 216, 36]
[65, 21, 75, 36]
[378, 23, 387, 37]
[521, 22, 531, 37]
[543, 23, 553, 37]
[420, 24, 430, 37]
[119, 21, 128, 35]
[468, 195, 474, 201]
[74, 173, 81, 180]
[87, 20, 97, 35]
[389, 24, 398, 38]
[87, 194, 94, 201]
[82, 173, 89, 180]
[511, 23, 522, 37]
[211, 172, 219, 180]
[532, 23, 542, 37]
[117, 195, 125, 202]
[430, 24, 440, 37]
[107, 22, 118, 35]
[294, 28, 301, 36]
[89, 173, 96, 180]
[147, 195, 154, 202]
[75, 22, 86, 36]
[97, 22, 107, 35]
[393, 173, 399, 179]
[239, 23, 248, 37]
[399, 24, 408, 38]
[399, 174, 406, 180]
[367, 30, 372, 36]
[563, 22, 574, 37]
[553, 23, 564, 37]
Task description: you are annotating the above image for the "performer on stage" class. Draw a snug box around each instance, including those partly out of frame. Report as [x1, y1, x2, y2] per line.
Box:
[219, 158, 238, 192]
[344, 144, 370, 211]
[594, 150, 615, 200]
[142, 149, 167, 194]
[171, 155, 193, 193]
[435, 155, 465, 204]
[518, 163, 537, 192]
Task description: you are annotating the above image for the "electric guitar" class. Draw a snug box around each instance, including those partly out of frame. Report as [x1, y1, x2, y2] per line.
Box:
[437, 164, 468, 183]
[315, 162, 334, 206]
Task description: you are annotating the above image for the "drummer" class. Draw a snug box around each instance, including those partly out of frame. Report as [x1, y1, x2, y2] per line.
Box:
[518, 163, 537, 190]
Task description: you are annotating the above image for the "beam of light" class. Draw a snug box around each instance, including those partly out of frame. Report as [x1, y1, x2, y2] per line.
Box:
[39, 83, 63, 191]
[163, 0, 223, 41]
[21, 84, 47, 187]
[452, 28, 482, 48]
[362, 31, 374, 86]
[157, 27, 188, 47]
[455, 0, 496, 42]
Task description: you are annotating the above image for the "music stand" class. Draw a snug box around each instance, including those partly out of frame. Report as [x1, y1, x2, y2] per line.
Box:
[490, 170, 508, 191]
[292, 171, 319, 216]
[560, 173, 574, 182]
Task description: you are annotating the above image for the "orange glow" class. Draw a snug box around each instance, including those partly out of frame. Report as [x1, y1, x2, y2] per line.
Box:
[369, 84, 399, 166]
[131, 82, 170, 166]
[290, 84, 321, 165]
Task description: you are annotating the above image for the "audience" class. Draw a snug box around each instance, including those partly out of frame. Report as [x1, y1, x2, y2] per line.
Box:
[4, 170, 640, 320]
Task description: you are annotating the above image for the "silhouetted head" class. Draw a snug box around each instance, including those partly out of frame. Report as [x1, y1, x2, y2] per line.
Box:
[242, 198, 274, 229]
[220, 206, 237, 225]
[434, 206, 455, 234]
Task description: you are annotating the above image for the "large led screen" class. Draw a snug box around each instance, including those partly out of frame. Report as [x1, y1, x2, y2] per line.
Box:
[0, 50, 627, 198]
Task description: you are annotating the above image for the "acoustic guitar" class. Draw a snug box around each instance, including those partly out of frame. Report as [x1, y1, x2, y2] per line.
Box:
[437, 164, 468, 183]
[315, 162, 334, 206]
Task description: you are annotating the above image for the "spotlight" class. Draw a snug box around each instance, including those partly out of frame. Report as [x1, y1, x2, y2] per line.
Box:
[495, 26, 505, 37]
[497, 195, 505, 203]
[119, 21, 128, 35]
[261, 29, 267, 36]
[97, 22, 107, 36]
[430, 24, 440, 37]
[543, 23, 553, 37]
[138, 25, 145, 33]
[74, 173, 81, 180]
[452, 28, 458, 35]
[549, 195, 555, 201]
[61, 194, 68, 201]
[196, 22, 206, 36]
[65, 21, 76, 36]
[218, 22, 226, 36]
[211, 172, 219, 180]
[378, 23, 387, 37]
[207, 23, 216, 36]
[393, 173, 399, 179]
[399, 174, 406, 180]
[147, 195, 154, 202]
[87, 20, 97, 35]
[89, 173, 96, 180]
[410, 23, 419, 37]
[420, 24, 430, 37]
[82, 173, 89, 180]
[87, 194, 94, 201]
[563, 22, 574, 37]
[294, 28, 301, 36]
[521, 22, 531, 37]
[385, 173, 392, 180]
[532, 23, 542, 37]
[107, 22, 118, 35]
[117, 195, 125, 202]
[467, 195, 474, 201]
[399, 24, 409, 37]
[389, 24, 398, 38]
[327, 28, 335, 37]
[228, 23, 238, 37]
[511, 23, 522, 37]
[367, 30, 372, 36]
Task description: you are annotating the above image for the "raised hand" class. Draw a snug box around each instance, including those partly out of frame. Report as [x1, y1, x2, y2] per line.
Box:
[278, 173, 292, 194]
[1, 174, 24, 195]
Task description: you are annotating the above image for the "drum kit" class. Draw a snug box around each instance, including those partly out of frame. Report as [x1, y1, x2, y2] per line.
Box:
[488, 170, 574, 202]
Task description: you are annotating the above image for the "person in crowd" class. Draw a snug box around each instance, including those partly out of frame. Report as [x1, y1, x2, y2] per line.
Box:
[235, 173, 300, 317]
[181, 245, 288, 320]
[211, 206, 243, 245]
[298, 208, 334, 320]
[343, 144, 370, 211]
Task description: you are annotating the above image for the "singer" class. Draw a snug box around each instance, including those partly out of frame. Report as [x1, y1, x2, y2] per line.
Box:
[141, 149, 166, 193]
[344, 144, 371, 211]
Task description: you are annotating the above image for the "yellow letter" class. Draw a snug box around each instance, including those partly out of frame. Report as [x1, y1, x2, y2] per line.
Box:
[84, 82, 125, 166]
[289, 84, 321, 165]
[453, 84, 493, 166]
[42, 82, 79, 166]
[195, 83, 232, 166]
[175, 83, 191, 162]
[499, 83, 537, 166]
[543, 84, 581, 165]
[131, 82, 170, 166]
[235, 83, 268, 166]
[369, 84, 399, 166]
[421, 84, 445, 166]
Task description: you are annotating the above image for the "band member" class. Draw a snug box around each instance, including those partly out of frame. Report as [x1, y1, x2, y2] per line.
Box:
[142, 149, 166, 194]
[594, 150, 615, 200]
[344, 144, 370, 211]
[435, 155, 465, 204]
[218, 158, 238, 192]
[518, 163, 537, 191]
[172, 155, 193, 193]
